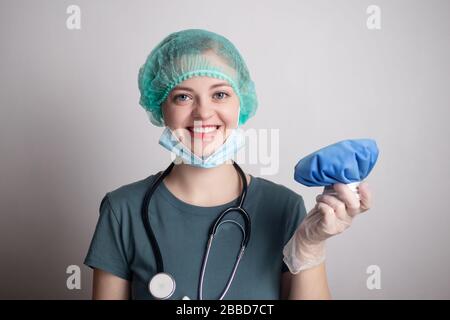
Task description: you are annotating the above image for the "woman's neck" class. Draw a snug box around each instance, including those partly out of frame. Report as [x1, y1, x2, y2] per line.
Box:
[163, 161, 250, 207]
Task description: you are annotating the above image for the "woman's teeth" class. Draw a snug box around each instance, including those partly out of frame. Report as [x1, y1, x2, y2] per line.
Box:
[190, 126, 218, 133]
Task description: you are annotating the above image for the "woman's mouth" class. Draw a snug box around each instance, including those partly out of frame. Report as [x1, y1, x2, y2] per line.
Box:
[186, 125, 221, 140]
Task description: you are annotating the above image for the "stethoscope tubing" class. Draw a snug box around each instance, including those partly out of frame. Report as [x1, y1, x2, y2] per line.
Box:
[141, 161, 251, 300]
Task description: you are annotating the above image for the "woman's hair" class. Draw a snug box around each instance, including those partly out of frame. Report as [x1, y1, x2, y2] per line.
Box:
[138, 29, 258, 127]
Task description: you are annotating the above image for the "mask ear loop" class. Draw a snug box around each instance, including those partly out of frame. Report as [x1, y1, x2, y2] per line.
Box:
[236, 105, 240, 128]
[161, 105, 166, 127]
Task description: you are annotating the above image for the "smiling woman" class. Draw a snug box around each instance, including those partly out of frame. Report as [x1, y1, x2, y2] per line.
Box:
[83, 29, 330, 300]
[161, 76, 241, 158]
[137, 30, 257, 128]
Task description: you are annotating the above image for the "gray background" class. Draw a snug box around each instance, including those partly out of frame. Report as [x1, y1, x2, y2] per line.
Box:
[0, 0, 449, 299]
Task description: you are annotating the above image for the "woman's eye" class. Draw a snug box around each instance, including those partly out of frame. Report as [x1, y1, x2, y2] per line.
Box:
[174, 94, 191, 102]
[213, 91, 230, 100]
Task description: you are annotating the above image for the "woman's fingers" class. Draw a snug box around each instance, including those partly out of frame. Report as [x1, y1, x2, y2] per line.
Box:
[357, 181, 372, 212]
[316, 194, 353, 226]
[307, 182, 374, 240]
[319, 182, 372, 218]
[315, 202, 351, 236]
[332, 183, 361, 217]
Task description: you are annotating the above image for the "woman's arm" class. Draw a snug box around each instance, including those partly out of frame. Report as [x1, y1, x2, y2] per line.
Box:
[282, 182, 372, 299]
[287, 262, 331, 299]
[92, 268, 131, 300]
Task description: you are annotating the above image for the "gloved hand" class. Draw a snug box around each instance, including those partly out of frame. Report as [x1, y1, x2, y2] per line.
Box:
[282, 181, 372, 274]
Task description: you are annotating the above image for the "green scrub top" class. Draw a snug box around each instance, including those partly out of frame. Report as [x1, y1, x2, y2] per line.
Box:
[84, 172, 307, 299]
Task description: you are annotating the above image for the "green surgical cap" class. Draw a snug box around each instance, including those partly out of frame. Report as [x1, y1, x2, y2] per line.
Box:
[138, 29, 258, 127]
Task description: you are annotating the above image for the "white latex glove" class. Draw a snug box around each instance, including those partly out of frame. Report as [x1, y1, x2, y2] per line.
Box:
[283, 182, 372, 274]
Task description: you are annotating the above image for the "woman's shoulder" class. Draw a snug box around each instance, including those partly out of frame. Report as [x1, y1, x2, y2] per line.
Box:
[251, 175, 305, 205]
[250, 176, 307, 224]
[101, 172, 160, 213]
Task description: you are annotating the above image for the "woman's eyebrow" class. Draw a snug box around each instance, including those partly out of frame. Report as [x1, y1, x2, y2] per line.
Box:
[209, 82, 231, 89]
[172, 86, 194, 92]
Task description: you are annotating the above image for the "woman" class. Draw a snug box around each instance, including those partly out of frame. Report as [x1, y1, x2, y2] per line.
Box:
[84, 29, 372, 300]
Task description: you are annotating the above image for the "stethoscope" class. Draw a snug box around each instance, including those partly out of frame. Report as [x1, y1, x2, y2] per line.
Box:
[141, 161, 251, 300]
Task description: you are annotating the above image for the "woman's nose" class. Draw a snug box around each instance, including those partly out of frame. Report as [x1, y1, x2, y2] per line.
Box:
[192, 97, 214, 120]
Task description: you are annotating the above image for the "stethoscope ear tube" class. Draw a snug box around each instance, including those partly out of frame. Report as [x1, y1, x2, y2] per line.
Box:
[210, 206, 251, 248]
[144, 161, 251, 300]
[141, 162, 175, 274]
[208, 161, 251, 247]
[232, 161, 248, 207]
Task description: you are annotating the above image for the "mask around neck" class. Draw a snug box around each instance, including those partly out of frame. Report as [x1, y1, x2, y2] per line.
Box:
[158, 126, 245, 168]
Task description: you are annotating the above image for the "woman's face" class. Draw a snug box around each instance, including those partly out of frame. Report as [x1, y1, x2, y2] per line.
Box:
[161, 76, 240, 158]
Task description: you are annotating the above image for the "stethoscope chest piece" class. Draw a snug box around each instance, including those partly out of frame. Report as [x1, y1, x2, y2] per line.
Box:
[148, 272, 176, 299]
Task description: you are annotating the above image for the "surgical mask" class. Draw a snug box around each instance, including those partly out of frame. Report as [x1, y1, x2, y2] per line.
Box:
[158, 126, 245, 168]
